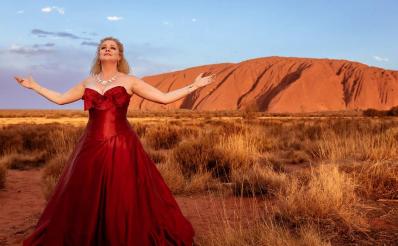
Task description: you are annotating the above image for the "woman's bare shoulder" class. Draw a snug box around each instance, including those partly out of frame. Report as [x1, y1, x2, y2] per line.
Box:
[81, 75, 96, 87]
[124, 74, 138, 80]
[121, 74, 140, 86]
[125, 74, 145, 85]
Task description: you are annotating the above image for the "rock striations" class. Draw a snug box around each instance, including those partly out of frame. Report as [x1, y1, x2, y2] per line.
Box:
[129, 56, 398, 113]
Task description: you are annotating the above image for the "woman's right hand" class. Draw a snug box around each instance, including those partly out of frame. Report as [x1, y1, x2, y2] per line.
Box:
[14, 75, 38, 90]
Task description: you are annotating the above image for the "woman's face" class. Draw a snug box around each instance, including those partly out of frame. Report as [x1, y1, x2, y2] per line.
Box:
[99, 40, 121, 63]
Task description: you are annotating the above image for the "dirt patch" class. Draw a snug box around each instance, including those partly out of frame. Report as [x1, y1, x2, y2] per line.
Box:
[1, 167, 397, 245]
[0, 168, 267, 245]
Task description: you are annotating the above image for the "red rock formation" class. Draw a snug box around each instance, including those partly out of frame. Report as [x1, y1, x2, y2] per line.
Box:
[129, 56, 398, 113]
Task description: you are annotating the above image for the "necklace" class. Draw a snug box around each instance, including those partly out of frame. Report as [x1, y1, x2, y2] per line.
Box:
[96, 73, 118, 85]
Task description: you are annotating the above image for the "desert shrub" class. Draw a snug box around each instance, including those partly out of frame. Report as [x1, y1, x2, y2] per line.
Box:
[386, 106, 398, 116]
[131, 122, 148, 137]
[145, 149, 166, 164]
[273, 165, 368, 241]
[231, 164, 288, 197]
[1, 151, 47, 170]
[145, 125, 182, 150]
[41, 152, 71, 200]
[156, 157, 218, 195]
[344, 162, 398, 200]
[172, 138, 230, 182]
[363, 108, 385, 117]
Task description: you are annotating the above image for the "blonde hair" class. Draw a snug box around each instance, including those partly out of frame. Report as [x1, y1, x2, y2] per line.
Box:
[90, 36, 131, 75]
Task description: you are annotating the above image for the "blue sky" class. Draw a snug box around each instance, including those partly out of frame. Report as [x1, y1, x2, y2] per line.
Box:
[1, 0, 397, 109]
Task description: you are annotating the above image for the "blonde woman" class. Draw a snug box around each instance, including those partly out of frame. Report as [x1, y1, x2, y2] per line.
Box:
[15, 36, 215, 245]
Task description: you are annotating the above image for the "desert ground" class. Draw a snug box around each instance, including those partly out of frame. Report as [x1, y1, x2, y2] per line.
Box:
[0, 109, 397, 245]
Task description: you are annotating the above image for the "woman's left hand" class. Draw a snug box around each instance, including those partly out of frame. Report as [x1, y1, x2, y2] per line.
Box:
[192, 72, 216, 88]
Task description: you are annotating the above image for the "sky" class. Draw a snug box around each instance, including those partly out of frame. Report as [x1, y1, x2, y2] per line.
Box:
[0, 0, 397, 109]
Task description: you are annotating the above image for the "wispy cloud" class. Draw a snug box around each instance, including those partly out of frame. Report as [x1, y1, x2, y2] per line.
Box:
[31, 29, 91, 40]
[8, 43, 55, 56]
[16, 10, 24, 14]
[81, 41, 99, 47]
[191, 18, 197, 22]
[41, 6, 65, 15]
[0, 40, 179, 82]
[0, 43, 179, 108]
[373, 55, 389, 62]
[107, 16, 123, 21]
[82, 31, 98, 36]
[0, 45, 92, 73]
[33, 43, 55, 48]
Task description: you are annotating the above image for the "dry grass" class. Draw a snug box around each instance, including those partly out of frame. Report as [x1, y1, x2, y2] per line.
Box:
[273, 165, 369, 241]
[0, 151, 47, 170]
[41, 152, 72, 200]
[231, 164, 288, 197]
[156, 156, 219, 195]
[172, 136, 229, 181]
[144, 125, 182, 150]
[215, 131, 260, 170]
[343, 161, 398, 200]
[196, 164, 369, 245]
[1, 112, 397, 244]
[203, 218, 331, 246]
[316, 127, 398, 162]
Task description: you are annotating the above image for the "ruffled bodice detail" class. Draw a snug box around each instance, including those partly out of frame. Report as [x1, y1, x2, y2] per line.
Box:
[81, 86, 134, 140]
[82, 86, 132, 111]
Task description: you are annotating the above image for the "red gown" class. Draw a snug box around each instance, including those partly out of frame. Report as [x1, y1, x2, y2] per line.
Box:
[23, 85, 195, 246]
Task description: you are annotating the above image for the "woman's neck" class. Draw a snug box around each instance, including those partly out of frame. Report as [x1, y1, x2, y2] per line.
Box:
[100, 62, 119, 79]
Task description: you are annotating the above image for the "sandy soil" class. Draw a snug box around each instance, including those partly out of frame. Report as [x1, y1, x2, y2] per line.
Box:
[0, 168, 266, 245]
[0, 169, 46, 245]
[1, 167, 397, 245]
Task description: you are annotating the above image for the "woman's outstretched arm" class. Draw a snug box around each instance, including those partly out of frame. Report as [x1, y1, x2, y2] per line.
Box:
[14, 75, 88, 105]
[128, 72, 216, 104]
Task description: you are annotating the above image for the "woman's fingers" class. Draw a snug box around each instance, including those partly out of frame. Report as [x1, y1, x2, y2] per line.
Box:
[14, 76, 28, 84]
[14, 76, 23, 83]
[196, 72, 216, 86]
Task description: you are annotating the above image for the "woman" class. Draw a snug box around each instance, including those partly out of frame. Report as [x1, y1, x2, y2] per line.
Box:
[14, 36, 215, 245]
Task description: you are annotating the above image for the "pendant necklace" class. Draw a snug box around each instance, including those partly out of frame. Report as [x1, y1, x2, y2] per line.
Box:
[96, 73, 118, 86]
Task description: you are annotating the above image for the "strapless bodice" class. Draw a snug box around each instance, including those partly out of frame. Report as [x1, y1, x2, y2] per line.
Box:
[81, 86, 134, 140]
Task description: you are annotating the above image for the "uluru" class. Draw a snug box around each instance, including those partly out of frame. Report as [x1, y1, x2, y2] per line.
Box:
[129, 56, 398, 113]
